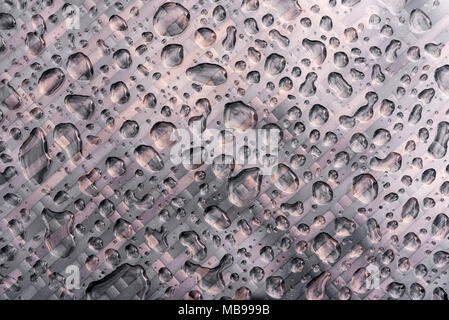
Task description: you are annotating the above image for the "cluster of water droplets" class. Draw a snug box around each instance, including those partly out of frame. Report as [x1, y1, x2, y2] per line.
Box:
[0, 0, 448, 300]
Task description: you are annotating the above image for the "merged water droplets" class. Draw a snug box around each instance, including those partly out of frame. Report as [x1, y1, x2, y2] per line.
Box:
[305, 272, 331, 300]
[186, 63, 227, 86]
[42, 209, 75, 258]
[53, 123, 82, 159]
[271, 164, 300, 193]
[299, 72, 318, 97]
[432, 213, 449, 240]
[151, 121, 177, 149]
[110, 81, 130, 104]
[228, 168, 262, 207]
[86, 264, 150, 300]
[222, 26, 237, 51]
[265, 276, 285, 299]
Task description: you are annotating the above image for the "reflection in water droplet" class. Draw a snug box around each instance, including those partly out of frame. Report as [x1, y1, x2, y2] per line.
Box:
[110, 81, 130, 104]
[428, 121, 449, 159]
[228, 168, 262, 207]
[53, 123, 82, 159]
[153, 2, 190, 37]
[0, 13, 16, 30]
[223, 101, 258, 132]
[42, 208, 75, 258]
[38, 68, 65, 96]
[161, 44, 184, 68]
[302, 39, 327, 65]
[186, 63, 227, 86]
[265, 275, 285, 299]
[184, 254, 233, 293]
[312, 181, 333, 204]
[151, 121, 177, 149]
[205, 206, 231, 230]
[306, 272, 331, 300]
[264, 53, 286, 76]
[66, 52, 94, 80]
[410, 9, 432, 33]
[179, 230, 207, 262]
[351, 174, 378, 203]
[328, 72, 353, 98]
[312, 232, 341, 264]
[113, 49, 132, 69]
[4, 0, 449, 301]
[19, 128, 52, 184]
[64, 95, 95, 120]
[86, 264, 150, 300]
